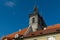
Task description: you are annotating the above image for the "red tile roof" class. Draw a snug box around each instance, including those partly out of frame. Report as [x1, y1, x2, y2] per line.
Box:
[24, 24, 60, 38]
[2, 28, 28, 40]
[2, 24, 60, 39]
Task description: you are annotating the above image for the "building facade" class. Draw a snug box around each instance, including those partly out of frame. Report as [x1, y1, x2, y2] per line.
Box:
[24, 33, 60, 40]
[24, 24, 60, 40]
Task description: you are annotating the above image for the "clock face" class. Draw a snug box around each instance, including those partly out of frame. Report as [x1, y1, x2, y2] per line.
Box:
[15, 34, 19, 38]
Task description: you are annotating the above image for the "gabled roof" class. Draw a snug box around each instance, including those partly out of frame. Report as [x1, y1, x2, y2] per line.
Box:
[2, 24, 60, 39]
[24, 24, 60, 38]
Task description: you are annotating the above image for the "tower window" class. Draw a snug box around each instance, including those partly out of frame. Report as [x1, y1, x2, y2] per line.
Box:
[32, 18, 35, 23]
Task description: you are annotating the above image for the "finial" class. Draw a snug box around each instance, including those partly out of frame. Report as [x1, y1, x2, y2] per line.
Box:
[34, 5, 38, 11]
[33, 0, 38, 14]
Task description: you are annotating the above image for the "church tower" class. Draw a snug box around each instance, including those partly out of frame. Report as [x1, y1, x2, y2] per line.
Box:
[29, 6, 47, 32]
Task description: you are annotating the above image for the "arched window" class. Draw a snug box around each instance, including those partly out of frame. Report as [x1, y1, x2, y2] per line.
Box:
[32, 18, 35, 23]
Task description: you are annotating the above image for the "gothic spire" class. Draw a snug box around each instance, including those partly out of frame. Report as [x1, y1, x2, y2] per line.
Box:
[33, 5, 38, 14]
[33, 0, 38, 14]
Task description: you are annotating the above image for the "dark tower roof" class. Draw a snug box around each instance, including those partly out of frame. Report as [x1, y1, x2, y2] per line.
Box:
[33, 6, 38, 14]
[29, 6, 40, 17]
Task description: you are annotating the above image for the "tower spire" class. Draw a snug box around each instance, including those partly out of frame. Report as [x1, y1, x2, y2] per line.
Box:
[33, 5, 38, 14]
[28, 0, 47, 32]
[33, 0, 38, 14]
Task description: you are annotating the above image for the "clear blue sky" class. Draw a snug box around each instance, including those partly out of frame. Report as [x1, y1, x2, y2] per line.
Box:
[0, 0, 60, 38]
